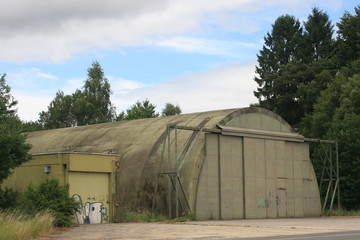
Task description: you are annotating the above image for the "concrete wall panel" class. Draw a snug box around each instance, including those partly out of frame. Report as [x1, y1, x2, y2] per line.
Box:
[195, 134, 220, 220]
[264, 140, 277, 218]
[244, 138, 267, 218]
[219, 135, 243, 219]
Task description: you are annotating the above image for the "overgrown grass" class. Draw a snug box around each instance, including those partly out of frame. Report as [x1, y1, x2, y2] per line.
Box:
[122, 209, 168, 222]
[162, 210, 196, 223]
[323, 209, 360, 216]
[121, 207, 196, 223]
[0, 210, 54, 240]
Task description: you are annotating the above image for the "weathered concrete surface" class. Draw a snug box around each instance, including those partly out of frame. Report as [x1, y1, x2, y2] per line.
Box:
[38, 217, 360, 240]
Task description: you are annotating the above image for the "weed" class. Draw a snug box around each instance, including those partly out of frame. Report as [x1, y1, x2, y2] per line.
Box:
[0, 210, 54, 240]
[121, 207, 168, 222]
[323, 209, 360, 216]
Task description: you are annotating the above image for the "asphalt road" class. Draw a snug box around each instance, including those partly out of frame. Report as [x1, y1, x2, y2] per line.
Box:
[229, 230, 360, 240]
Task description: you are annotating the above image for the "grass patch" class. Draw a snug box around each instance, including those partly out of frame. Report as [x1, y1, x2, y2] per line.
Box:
[120, 207, 195, 223]
[122, 209, 168, 223]
[0, 210, 54, 240]
[166, 211, 196, 223]
[323, 209, 360, 216]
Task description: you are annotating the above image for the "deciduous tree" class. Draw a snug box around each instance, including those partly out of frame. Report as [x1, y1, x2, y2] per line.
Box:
[0, 74, 31, 184]
[39, 61, 116, 128]
[78, 61, 116, 124]
[124, 99, 159, 120]
[39, 91, 75, 129]
[162, 103, 181, 116]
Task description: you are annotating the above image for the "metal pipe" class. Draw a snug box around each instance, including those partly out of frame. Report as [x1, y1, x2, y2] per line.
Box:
[336, 141, 341, 209]
[167, 126, 172, 218]
[175, 125, 179, 218]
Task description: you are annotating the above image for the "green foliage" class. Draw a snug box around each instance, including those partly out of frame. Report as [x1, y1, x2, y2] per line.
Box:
[162, 103, 182, 116]
[21, 120, 45, 133]
[0, 74, 31, 184]
[175, 211, 195, 222]
[303, 8, 334, 62]
[254, 15, 304, 126]
[124, 99, 159, 120]
[326, 115, 360, 209]
[116, 110, 126, 121]
[23, 179, 78, 227]
[255, 6, 360, 209]
[39, 90, 75, 129]
[120, 207, 167, 222]
[0, 119, 31, 184]
[39, 61, 116, 129]
[76, 61, 116, 125]
[0, 74, 18, 117]
[335, 5, 360, 67]
[254, 9, 335, 126]
[0, 188, 19, 209]
[323, 208, 360, 216]
[301, 70, 360, 210]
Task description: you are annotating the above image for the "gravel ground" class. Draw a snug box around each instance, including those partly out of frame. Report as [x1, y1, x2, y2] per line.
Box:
[37, 217, 360, 240]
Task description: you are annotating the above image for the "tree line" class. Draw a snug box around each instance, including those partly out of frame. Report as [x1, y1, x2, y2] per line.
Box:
[21, 61, 181, 131]
[254, 6, 359, 209]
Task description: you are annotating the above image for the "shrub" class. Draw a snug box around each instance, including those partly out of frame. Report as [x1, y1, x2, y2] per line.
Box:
[22, 179, 78, 227]
[0, 187, 19, 209]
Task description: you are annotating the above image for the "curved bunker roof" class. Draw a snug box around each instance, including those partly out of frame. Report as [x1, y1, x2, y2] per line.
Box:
[27, 107, 295, 155]
[27, 107, 320, 219]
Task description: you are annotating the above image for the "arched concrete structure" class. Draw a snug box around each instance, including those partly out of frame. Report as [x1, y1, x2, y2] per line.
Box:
[9, 107, 321, 220]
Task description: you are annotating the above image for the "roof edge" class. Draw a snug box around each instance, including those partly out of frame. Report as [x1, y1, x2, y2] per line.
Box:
[218, 107, 296, 133]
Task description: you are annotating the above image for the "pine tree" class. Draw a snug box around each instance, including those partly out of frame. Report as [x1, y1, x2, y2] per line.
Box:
[303, 8, 334, 62]
[254, 15, 304, 125]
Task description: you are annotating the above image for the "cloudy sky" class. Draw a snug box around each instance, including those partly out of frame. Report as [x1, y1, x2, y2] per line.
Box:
[0, 0, 357, 121]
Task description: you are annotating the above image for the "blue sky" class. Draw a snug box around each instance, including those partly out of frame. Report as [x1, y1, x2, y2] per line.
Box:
[0, 0, 357, 121]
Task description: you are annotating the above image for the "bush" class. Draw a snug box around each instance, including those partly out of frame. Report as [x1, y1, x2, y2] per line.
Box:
[0, 187, 19, 209]
[22, 179, 78, 227]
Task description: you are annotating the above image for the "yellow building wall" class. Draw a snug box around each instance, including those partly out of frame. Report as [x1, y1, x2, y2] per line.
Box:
[1, 153, 119, 223]
[2, 153, 66, 191]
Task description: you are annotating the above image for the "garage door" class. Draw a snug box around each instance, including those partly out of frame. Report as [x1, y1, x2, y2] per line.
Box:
[69, 172, 110, 224]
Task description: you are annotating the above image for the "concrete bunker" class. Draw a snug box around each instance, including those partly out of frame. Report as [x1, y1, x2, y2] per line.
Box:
[2, 107, 321, 222]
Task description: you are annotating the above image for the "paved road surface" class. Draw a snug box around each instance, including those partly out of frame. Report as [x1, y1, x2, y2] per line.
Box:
[231, 230, 360, 240]
[38, 217, 360, 240]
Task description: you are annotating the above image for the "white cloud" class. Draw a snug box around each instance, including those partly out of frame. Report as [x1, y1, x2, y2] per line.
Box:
[36, 72, 58, 80]
[60, 78, 84, 95]
[155, 37, 260, 58]
[7, 68, 60, 94]
[111, 62, 258, 114]
[13, 90, 53, 121]
[0, 0, 344, 63]
[110, 78, 144, 92]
